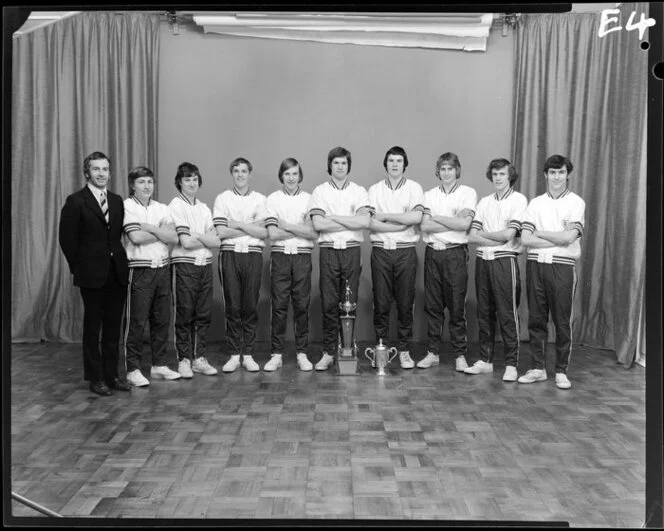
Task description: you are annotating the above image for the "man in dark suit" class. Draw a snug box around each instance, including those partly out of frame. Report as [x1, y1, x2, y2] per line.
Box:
[59, 151, 131, 396]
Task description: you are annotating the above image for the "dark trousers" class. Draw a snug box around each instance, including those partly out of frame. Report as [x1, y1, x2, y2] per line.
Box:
[172, 263, 212, 360]
[424, 245, 469, 357]
[124, 267, 172, 372]
[220, 251, 263, 356]
[79, 262, 127, 383]
[319, 247, 361, 355]
[475, 256, 521, 366]
[370, 246, 417, 351]
[270, 252, 312, 354]
[526, 261, 576, 374]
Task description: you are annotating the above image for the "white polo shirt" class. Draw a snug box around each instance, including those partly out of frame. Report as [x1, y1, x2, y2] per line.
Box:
[522, 188, 585, 265]
[471, 187, 528, 260]
[422, 181, 477, 249]
[368, 177, 425, 250]
[308, 179, 371, 249]
[123, 196, 171, 268]
[168, 193, 214, 266]
[264, 187, 314, 255]
[213, 188, 266, 253]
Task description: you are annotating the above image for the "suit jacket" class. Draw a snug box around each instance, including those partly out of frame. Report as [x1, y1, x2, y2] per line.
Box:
[59, 186, 129, 288]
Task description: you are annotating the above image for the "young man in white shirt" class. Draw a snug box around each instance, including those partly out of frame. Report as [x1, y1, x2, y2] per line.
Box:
[263, 158, 318, 372]
[169, 162, 221, 379]
[367, 146, 425, 369]
[418, 152, 477, 372]
[519, 154, 585, 389]
[308, 146, 371, 371]
[465, 158, 528, 382]
[213, 158, 268, 373]
[123, 166, 182, 387]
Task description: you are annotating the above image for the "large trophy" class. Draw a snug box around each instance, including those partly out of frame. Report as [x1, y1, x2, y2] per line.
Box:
[336, 280, 359, 375]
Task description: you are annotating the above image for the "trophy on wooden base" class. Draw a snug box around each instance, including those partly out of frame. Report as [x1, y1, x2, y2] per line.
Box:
[336, 280, 359, 375]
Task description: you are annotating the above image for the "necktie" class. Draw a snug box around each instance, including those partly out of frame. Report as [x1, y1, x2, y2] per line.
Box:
[100, 192, 109, 224]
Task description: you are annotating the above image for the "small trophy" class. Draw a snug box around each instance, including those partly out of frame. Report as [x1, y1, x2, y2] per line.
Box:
[336, 280, 359, 375]
[364, 338, 398, 376]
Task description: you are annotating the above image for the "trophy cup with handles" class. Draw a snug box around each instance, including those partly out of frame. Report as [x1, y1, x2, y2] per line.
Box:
[364, 338, 398, 376]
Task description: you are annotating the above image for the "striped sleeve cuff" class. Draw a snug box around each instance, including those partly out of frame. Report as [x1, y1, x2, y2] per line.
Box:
[423, 207, 432, 216]
[176, 225, 191, 236]
[356, 205, 372, 216]
[521, 221, 535, 233]
[412, 204, 425, 213]
[571, 221, 584, 237]
[309, 208, 326, 218]
[507, 219, 521, 231]
[470, 220, 483, 231]
[212, 216, 228, 227]
[265, 216, 278, 227]
[124, 222, 141, 234]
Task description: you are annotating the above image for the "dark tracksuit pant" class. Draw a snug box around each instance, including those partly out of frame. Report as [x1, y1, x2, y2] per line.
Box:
[424, 245, 469, 358]
[124, 266, 172, 372]
[370, 246, 417, 351]
[475, 256, 521, 367]
[526, 260, 577, 374]
[80, 261, 127, 383]
[270, 252, 312, 355]
[319, 246, 362, 355]
[172, 263, 213, 361]
[220, 251, 263, 357]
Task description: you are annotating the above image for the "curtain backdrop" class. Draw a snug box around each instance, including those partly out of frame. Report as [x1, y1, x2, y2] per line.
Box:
[511, 3, 648, 367]
[11, 11, 160, 342]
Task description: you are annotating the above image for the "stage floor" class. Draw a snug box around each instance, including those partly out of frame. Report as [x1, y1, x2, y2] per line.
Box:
[8, 341, 645, 526]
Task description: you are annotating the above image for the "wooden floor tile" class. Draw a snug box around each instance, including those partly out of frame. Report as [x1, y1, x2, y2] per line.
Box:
[8, 341, 646, 526]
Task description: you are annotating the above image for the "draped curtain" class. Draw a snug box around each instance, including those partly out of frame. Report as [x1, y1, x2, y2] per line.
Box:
[11, 11, 160, 342]
[511, 4, 648, 367]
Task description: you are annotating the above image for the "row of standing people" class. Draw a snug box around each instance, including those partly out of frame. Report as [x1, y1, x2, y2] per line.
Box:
[59, 147, 585, 397]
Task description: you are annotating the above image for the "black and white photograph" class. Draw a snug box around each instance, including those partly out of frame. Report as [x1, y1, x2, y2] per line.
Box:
[3, 2, 662, 527]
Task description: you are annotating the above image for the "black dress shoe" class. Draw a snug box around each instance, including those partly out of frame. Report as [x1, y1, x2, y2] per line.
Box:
[107, 378, 131, 392]
[89, 381, 113, 396]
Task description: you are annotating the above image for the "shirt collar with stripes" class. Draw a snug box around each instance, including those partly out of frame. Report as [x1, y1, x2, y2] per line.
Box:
[178, 192, 198, 205]
[281, 186, 301, 196]
[329, 178, 350, 190]
[439, 181, 460, 195]
[233, 187, 251, 196]
[131, 195, 152, 207]
[547, 187, 570, 200]
[494, 187, 514, 201]
[384, 177, 406, 190]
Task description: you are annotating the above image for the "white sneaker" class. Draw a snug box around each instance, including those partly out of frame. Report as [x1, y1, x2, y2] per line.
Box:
[315, 352, 335, 371]
[263, 354, 282, 372]
[192, 357, 218, 376]
[127, 369, 149, 387]
[464, 360, 493, 375]
[555, 373, 572, 389]
[242, 355, 260, 372]
[417, 352, 439, 369]
[502, 366, 518, 382]
[297, 352, 313, 371]
[151, 365, 182, 380]
[178, 358, 194, 379]
[518, 369, 548, 384]
[455, 356, 469, 372]
[222, 355, 241, 373]
[399, 351, 415, 369]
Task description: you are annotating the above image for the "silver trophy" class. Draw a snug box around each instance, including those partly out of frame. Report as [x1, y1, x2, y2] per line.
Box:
[364, 338, 398, 376]
[336, 280, 359, 375]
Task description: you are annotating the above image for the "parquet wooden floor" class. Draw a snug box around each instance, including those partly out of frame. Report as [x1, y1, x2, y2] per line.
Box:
[9, 341, 645, 526]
